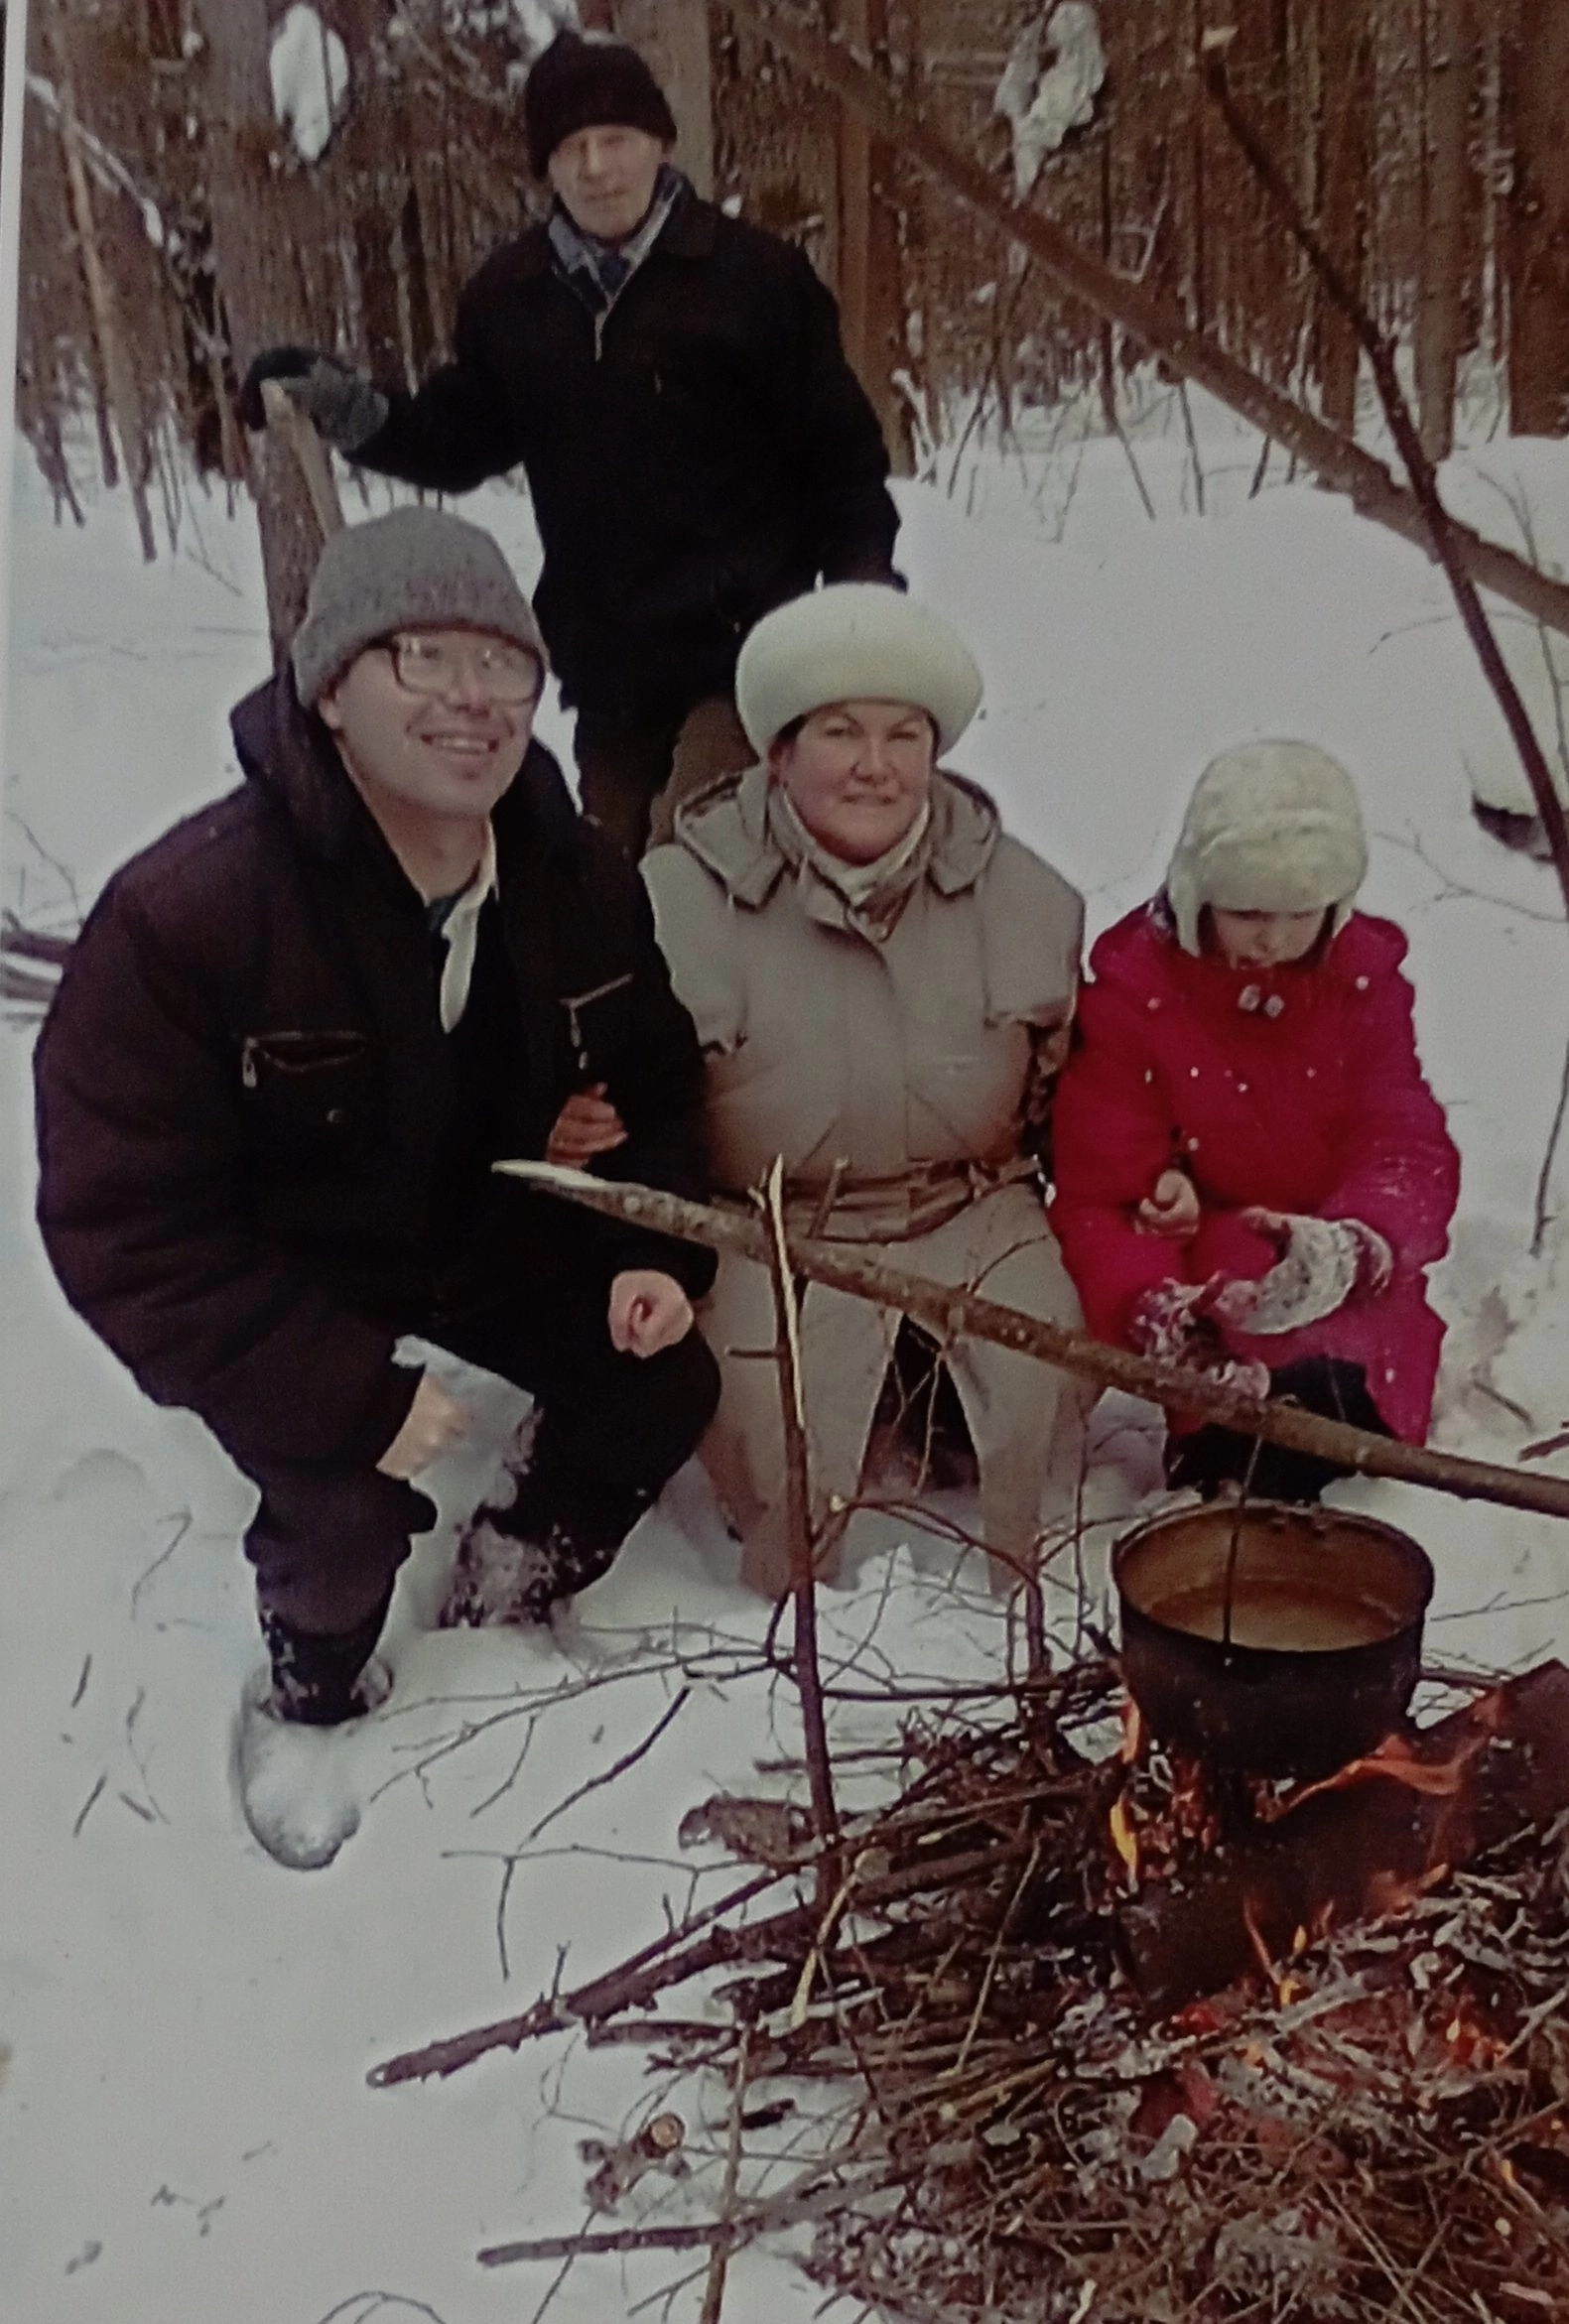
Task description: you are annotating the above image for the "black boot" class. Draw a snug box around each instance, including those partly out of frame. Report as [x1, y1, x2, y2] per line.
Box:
[259, 1596, 392, 1725]
[237, 1594, 394, 1870]
[440, 1466, 655, 1629]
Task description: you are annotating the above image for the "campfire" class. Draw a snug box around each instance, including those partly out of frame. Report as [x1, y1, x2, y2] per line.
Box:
[373, 1503, 1569, 2321]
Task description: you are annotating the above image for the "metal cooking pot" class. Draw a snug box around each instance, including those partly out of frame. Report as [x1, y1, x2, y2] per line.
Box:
[1112, 1501, 1435, 1780]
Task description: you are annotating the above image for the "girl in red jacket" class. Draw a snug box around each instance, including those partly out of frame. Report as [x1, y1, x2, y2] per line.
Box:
[1050, 741, 1460, 1500]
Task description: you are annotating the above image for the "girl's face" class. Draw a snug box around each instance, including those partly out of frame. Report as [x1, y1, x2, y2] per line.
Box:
[1206, 905, 1331, 969]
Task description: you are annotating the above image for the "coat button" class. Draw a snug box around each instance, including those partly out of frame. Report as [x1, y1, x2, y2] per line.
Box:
[1355, 975, 1370, 990]
[1264, 994, 1284, 1018]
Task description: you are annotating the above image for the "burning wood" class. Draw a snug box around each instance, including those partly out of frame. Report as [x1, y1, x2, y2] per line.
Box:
[377, 1654, 1569, 2320]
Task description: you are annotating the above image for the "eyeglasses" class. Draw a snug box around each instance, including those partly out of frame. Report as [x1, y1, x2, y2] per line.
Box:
[377, 634, 542, 705]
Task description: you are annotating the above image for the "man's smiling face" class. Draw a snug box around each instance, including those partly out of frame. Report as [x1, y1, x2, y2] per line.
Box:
[318, 628, 539, 828]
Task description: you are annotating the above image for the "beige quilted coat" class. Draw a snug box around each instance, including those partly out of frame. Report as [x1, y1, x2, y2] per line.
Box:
[642, 761, 1090, 1594]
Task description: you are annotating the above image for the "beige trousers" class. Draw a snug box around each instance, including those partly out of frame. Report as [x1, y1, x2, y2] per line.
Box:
[698, 1181, 1093, 1598]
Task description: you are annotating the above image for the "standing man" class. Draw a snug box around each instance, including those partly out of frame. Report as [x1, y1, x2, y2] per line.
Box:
[34, 507, 719, 1870]
[240, 29, 902, 857]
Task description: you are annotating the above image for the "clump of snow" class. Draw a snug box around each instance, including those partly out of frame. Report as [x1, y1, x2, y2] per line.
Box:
[994, 3, 1107, 196]
[270, 4, 348, 167]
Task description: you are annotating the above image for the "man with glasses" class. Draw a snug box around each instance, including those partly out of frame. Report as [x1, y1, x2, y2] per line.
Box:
[240, 28, 901, 858]
[34, 508, 719, 1870]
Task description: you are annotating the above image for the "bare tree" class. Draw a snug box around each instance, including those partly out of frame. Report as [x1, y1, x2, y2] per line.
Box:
[190, 0, 330, 652]
[1504, 0, 1569, 436]
[1416, 0, 1472, 460]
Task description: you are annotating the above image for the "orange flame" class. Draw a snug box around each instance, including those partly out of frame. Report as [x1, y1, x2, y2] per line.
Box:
[1277, 1726, 1487, 1818]
[1109, 1793, 1140, 1883]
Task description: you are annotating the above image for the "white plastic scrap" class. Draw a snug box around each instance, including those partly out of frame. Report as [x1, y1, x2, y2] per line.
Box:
[270, 4, 349, 166]
[993, 3, 1108, 196]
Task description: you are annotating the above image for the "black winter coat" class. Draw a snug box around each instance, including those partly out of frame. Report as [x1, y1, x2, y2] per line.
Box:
[354, 189, 900, 724]
[34, 675, 716, 1472]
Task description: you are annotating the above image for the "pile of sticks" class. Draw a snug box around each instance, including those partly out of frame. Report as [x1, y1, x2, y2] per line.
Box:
[373, 1661, 1569, 2322]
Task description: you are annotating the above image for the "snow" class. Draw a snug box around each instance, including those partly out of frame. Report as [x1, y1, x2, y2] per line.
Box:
[5, 397, 1569, 2318]
[994, 4, 1108, 196]
[270, 5, 349, 168]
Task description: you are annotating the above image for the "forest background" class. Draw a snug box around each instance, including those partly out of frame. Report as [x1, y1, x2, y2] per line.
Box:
[14, 0, 1569, 658]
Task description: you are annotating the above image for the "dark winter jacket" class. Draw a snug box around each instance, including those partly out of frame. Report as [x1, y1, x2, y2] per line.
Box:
[353, 187, 900, 724]
[33, 673, 717, 1472]
[1049, 905, 1461, 1442]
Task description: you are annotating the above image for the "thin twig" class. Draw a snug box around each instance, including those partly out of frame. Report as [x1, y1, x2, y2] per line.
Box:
[698, 2026, 751, 2324]
[761, 1158, 842, 1893]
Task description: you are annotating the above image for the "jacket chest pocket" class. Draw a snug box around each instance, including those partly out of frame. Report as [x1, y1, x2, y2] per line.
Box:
[239, 1029, 382, 1168]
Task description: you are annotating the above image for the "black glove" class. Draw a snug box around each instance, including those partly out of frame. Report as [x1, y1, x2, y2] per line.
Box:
[239, 346, 389, 453]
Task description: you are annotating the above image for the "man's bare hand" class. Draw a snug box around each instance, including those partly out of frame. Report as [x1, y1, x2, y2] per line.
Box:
[608, 1270, 694, 1357]
[546, 1083, 628, 1167]
[377, 1374, 470, 1478]
[1135, 1168, 1202, 1238]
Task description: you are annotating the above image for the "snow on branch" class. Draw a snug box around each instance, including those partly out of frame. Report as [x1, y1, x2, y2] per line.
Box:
[993, 3, 1107, 197]
[270, 4, 348, 167]
[25, 74, 166, 248]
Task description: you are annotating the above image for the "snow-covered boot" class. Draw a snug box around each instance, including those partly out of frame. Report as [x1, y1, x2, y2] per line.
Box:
[234, 1605, 391, 1871]
[438, 1468, 649, 1629]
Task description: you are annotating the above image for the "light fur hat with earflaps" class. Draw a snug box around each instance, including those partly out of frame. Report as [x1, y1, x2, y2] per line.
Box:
[1163, 739, 1370, 957]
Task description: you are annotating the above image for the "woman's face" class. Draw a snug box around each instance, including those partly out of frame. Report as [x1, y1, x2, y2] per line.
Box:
[1206, 905, 1330, 969]
[770, 700, 937, 864]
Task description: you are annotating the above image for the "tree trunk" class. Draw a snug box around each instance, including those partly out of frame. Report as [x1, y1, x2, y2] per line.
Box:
[1505, 0, 1569, 436]
[830, 0, 908, 471]
[192, 0, 330, 657]
[1417, 0, 1471, 461]
[45, 6, 157, 560]
[615, 0, 715, 196]
[1316, 0, 1373, 436]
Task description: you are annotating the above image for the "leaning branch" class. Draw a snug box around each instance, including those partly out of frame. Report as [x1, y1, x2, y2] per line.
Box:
[497, 1165, 1569, 1525]
[734, 0, 1569, 643]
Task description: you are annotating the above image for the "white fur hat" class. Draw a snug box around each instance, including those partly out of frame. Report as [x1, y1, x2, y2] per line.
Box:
[734, 583, 983, 755]
[1164, 740, 1369, 956]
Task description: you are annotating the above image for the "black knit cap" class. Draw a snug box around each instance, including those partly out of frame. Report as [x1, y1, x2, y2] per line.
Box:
[523, 31, 678, 177]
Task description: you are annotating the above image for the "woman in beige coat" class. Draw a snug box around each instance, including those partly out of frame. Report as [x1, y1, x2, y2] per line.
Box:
[639, 584, 1090, 1596]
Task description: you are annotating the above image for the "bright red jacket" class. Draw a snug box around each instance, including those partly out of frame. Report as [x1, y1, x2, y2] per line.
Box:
[1049, 904, 1460, 1442]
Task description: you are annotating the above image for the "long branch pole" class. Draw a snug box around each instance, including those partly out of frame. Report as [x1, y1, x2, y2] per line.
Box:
[734, 0, 1569, 644]
[1201, 48, 1569, 922]
[496, 1164, 1569, 1524]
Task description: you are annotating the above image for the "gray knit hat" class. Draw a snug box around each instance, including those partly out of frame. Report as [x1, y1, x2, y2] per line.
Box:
[291, 507, 547, 707]
[735, 583, 983, 755]
[1164, 740, 1370, 956]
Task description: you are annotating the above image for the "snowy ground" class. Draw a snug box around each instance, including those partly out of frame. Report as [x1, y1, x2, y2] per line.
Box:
[4, 394, 1569, 2323]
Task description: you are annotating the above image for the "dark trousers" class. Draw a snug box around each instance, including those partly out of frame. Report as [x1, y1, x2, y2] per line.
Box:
[1164, 1355, 1392, 1504]
[241, 1234, 719, 1640]
[575, 697, 753, 858]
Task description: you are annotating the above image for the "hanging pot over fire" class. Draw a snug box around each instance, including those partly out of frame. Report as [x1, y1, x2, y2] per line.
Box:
[1113, 1502, 1435, 1781]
